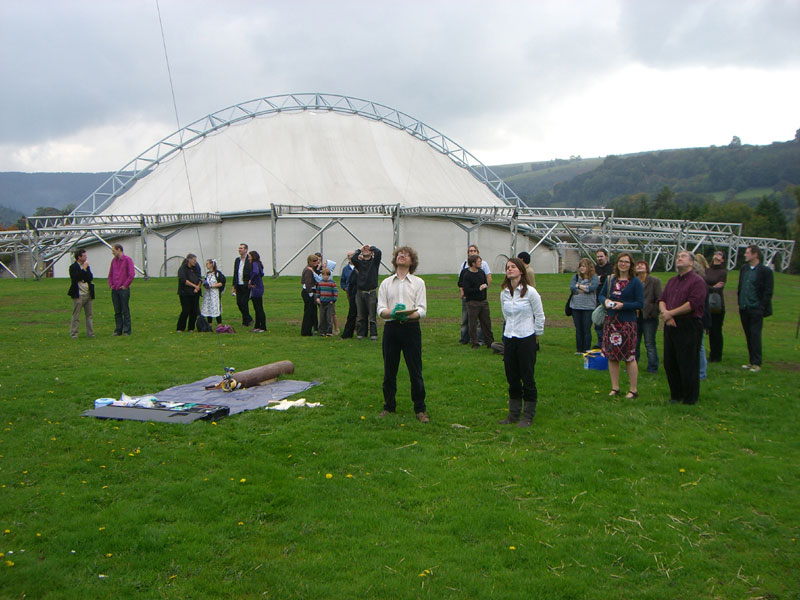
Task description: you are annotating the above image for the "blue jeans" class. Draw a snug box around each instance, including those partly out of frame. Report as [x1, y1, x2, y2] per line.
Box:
[636, 317, 659, 373]
[699, 334, 707, 380]
[571, 309, 593, 353]
[111, 288, 131, 335]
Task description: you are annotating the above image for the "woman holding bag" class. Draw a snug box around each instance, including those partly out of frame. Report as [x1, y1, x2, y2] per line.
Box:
[598, 252, 643, 399]
[569, 258, 598, 354]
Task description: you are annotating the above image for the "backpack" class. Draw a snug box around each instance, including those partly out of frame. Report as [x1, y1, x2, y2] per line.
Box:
[215, 324, 236, 334]
[196, 317, 213, 332]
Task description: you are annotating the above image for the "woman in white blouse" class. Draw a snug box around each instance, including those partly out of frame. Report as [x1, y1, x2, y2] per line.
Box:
[498, 257, 546, 427]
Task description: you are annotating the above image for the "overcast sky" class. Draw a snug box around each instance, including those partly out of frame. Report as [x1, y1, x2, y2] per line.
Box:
[1, 0, 798, 173]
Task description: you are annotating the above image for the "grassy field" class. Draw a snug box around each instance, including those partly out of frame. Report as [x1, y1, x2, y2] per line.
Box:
[1, 271, 798, 599]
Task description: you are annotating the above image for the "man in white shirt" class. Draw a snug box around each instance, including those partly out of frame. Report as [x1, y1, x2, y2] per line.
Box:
[377, 246, 429, 422]
[232, 243, 253, 327]
[458, 244, 491, 344]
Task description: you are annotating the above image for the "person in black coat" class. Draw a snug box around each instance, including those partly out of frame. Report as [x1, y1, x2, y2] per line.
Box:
[67, 248, 95, 338]
[177, 253, 202, 331]
[737, 245, 774, 372]
[232, 243, 253, 327]
[351, 244, 382, 339]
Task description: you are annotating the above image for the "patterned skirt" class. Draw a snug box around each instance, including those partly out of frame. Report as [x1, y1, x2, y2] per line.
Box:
[602, 314, 638, 362]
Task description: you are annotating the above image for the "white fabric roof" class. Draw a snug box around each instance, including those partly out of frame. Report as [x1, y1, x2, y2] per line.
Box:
[102, 111, 506, 215]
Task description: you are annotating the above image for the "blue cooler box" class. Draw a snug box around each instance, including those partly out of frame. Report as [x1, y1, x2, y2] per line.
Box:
[583, 350, 608, 371]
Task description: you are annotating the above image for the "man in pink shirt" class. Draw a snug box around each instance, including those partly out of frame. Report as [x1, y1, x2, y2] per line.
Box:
[108, 243, 135, 335]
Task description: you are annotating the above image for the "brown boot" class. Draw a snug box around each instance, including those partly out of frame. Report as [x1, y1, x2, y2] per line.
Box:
[498, 398, 522, 424]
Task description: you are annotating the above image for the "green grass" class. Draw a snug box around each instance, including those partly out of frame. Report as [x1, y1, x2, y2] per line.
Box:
[1, 272, 799, 599]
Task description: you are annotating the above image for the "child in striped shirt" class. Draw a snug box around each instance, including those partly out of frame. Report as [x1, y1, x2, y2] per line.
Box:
[315, 268, 338, 336]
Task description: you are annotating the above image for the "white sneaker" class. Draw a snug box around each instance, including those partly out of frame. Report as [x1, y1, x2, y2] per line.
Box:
[749, 365, 761, 373]
[741, 364, 752, 370]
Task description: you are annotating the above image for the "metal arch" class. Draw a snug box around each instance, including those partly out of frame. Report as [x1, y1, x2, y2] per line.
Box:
[69, 93, 522, 216]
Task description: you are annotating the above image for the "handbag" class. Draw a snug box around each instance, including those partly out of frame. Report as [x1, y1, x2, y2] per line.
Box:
[591, 276, 614, 327]
[565, 275, 576, 316]
[591, 303, 606, 327]
[708, 291, 723, 314]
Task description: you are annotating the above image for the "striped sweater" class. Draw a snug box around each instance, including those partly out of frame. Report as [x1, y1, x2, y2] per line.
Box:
[315, 279, 338, 303]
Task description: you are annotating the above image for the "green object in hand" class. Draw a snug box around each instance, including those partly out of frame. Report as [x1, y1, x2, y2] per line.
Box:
[391, 303, 407, 321]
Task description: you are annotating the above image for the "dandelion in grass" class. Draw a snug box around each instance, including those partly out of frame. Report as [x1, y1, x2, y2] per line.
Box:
[346, 474, 354, 478]
[509, 546, 516, 550]
[326, 473, 333, 479]
[5, 560, 14, 566]
[105, 553, 113, 558]
[679, 468, 686, 473]
[239, 478, 246, 483]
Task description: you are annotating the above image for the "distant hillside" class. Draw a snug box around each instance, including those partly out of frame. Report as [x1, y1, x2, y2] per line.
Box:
[491, 140, 800, 208]
[0, 172, 113, 219]
[489, 157, 605, 205]
[0, 204, 23, 227]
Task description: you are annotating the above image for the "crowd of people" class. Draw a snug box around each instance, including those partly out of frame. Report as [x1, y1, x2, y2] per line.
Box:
[66, 240, 774, 423]
[559, 245, 772, 404]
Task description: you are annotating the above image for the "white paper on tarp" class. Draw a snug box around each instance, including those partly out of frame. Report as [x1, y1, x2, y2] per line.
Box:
[266, 398, 323, 411]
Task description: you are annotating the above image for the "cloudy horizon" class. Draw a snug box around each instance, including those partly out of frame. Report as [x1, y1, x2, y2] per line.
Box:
[1, 0, 798, 173]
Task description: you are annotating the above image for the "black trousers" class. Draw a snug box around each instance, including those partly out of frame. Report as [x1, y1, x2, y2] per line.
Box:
[235, 284, 252, 326]
[300, 290, 318, 335]
[341, 290, 358, 338]
[503, 334, 538, 406]
[663, 317, 702, 404]
[739, 308, 764, 366]
[177, 295, 199, 331]
[251, 296, 266, 330]
[382, 321, 426, 413]
[708, 310, 725, 361]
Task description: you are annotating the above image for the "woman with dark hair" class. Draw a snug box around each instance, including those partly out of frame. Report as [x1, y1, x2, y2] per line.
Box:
[248, 250, 266, 333]
[634, 259, 662, 373]
[598, 252, 644, 398]
[177, 253, 202, 331]
[498, 257, 545, 427]
[705, 250, 727, 362]
[569, 258, 598, 354]
[201, 259, 226, 325]
[301, 254, 320, 336]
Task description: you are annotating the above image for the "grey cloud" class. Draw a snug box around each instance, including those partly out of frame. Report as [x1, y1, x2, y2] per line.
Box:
[618, 0, 800, 68]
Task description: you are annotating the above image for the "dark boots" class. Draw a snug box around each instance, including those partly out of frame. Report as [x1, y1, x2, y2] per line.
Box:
[517, 400, 537, 427]
[498, 397, 522, 424]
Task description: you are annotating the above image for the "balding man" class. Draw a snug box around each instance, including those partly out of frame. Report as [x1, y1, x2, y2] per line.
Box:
[658, 250, 707, 405]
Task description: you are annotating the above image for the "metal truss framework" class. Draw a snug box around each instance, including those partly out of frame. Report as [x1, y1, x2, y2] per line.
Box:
[0, 206, 794, 279]
[69, 93, 522, 217]
[0, 213, 221, 279]
[267, 205, 794, 276]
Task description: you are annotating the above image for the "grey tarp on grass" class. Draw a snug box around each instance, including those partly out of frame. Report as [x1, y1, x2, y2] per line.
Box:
[152, 376, 320, 415]
[83, 377, 320, 422]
